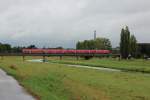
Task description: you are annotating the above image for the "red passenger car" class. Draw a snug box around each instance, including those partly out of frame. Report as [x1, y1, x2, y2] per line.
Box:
[22, 49, 111, 54]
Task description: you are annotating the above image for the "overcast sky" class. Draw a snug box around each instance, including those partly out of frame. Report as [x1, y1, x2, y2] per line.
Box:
[0, 0, 150, 48]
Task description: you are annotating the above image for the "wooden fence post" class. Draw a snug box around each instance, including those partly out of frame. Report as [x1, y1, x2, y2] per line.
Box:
[43, 56, 46, 62]
[23, 56, 25, 61]
[76, 56, 79, 60]
[1, 56, 4, 60]
[60, 56, 62, 60]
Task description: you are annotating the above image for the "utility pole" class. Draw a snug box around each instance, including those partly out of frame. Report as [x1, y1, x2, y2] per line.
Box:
[94, 30, 96, 40]
[94, 30, 98, 50]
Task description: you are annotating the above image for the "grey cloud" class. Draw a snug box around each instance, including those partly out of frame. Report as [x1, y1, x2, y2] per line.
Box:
[0, 0, 150, 48]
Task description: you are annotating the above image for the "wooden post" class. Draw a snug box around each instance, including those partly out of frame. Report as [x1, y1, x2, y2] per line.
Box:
[1, 56, 3, 60]
[119, 55, 121, 61]
[23, 56, 25, 61]
[60, 56, 62, 60]
[43, 56, 46, 62]
[76, 56, 79, 60]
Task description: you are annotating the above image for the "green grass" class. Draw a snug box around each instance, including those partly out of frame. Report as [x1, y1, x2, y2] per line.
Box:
[0, 56, 150, 100]
[47, 57, 150, 73]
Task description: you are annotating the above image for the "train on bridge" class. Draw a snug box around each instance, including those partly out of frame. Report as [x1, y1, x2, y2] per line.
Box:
[22, 49, 111, 54]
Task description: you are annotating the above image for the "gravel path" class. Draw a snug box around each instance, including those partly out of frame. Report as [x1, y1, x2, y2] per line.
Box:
[0, 69, 35, 100]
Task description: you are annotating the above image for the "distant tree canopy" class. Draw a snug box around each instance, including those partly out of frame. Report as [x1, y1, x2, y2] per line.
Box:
[56, 46, 63, 49]
[120, 26, 137, 59]
[0, 43, 37, 53]
[0, 43, 11, 53]
[11, 46, 25, 53]
[130, 35, 138, 57]
[27, 45, 37, 49]
[76, 38, 112, 50]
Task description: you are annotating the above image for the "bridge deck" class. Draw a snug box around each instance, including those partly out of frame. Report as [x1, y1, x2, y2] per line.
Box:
[0, 53, 120, 57]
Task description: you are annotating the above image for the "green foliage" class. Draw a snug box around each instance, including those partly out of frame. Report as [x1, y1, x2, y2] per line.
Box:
[76, 38, 112, 50]
[12, 46, 24, 53]
[120, 26, 130, 59]
[0, 42, 37, 53]
[120, 26, 137, 59]
[27, 45, 37, 49]
[130, 35, 138, 57]
[0, 43, 11, 53]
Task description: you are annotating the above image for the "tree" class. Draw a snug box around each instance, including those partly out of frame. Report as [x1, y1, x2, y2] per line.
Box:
[4, 44, 11, 53]
[120, 28, 125, 58]
[56, 46, 63, 49]
[94, 38, 112, 50]
[120, 26, 130, 59]
[76, 38, 112, 50]
[27, 45, 37, 49]
[0, 43, 11, 53]
[102, 38, 112, 50]
[89, 40, 95, 49]
[12, 46, 24, 53]
[76, 41, 81, 49]
[125, 26, 131, 57]
[130, 35, 137, 57]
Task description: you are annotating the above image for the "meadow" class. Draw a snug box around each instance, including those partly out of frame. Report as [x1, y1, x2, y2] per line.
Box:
[0, 56, 150, 100]
[48, 57, 150, 73]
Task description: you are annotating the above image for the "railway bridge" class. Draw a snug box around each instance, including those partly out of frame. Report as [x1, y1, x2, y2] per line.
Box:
[0, 53, 121, 62]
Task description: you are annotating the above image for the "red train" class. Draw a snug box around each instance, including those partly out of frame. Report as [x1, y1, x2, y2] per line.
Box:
[22, 49, 111, 54]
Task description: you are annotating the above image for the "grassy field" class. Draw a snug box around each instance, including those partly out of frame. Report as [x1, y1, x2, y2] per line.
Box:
[47, 57, 150, 73]
[0, 56, 150, 100]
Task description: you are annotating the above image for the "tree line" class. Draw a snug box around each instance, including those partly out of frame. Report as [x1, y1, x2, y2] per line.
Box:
[76, 38, 112, 50]
[0, 43, 11, 53]
[0, 26, 139, 59]
[76, 26, 138, 59]
[0, 44, 38, 53]
[0, 44, 65, 53]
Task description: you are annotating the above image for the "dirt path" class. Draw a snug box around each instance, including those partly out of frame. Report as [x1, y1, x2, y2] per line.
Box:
[0, 69, 35, 100]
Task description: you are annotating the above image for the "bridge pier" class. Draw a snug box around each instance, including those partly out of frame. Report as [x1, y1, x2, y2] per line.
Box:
[76, 56, 79, 60]
[119, 55, 121, 61]
[43, 56, 46, 62]
[60, 56, 62, 60]
[22, 56, 25, 61]
[1, 56, 3, 60]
